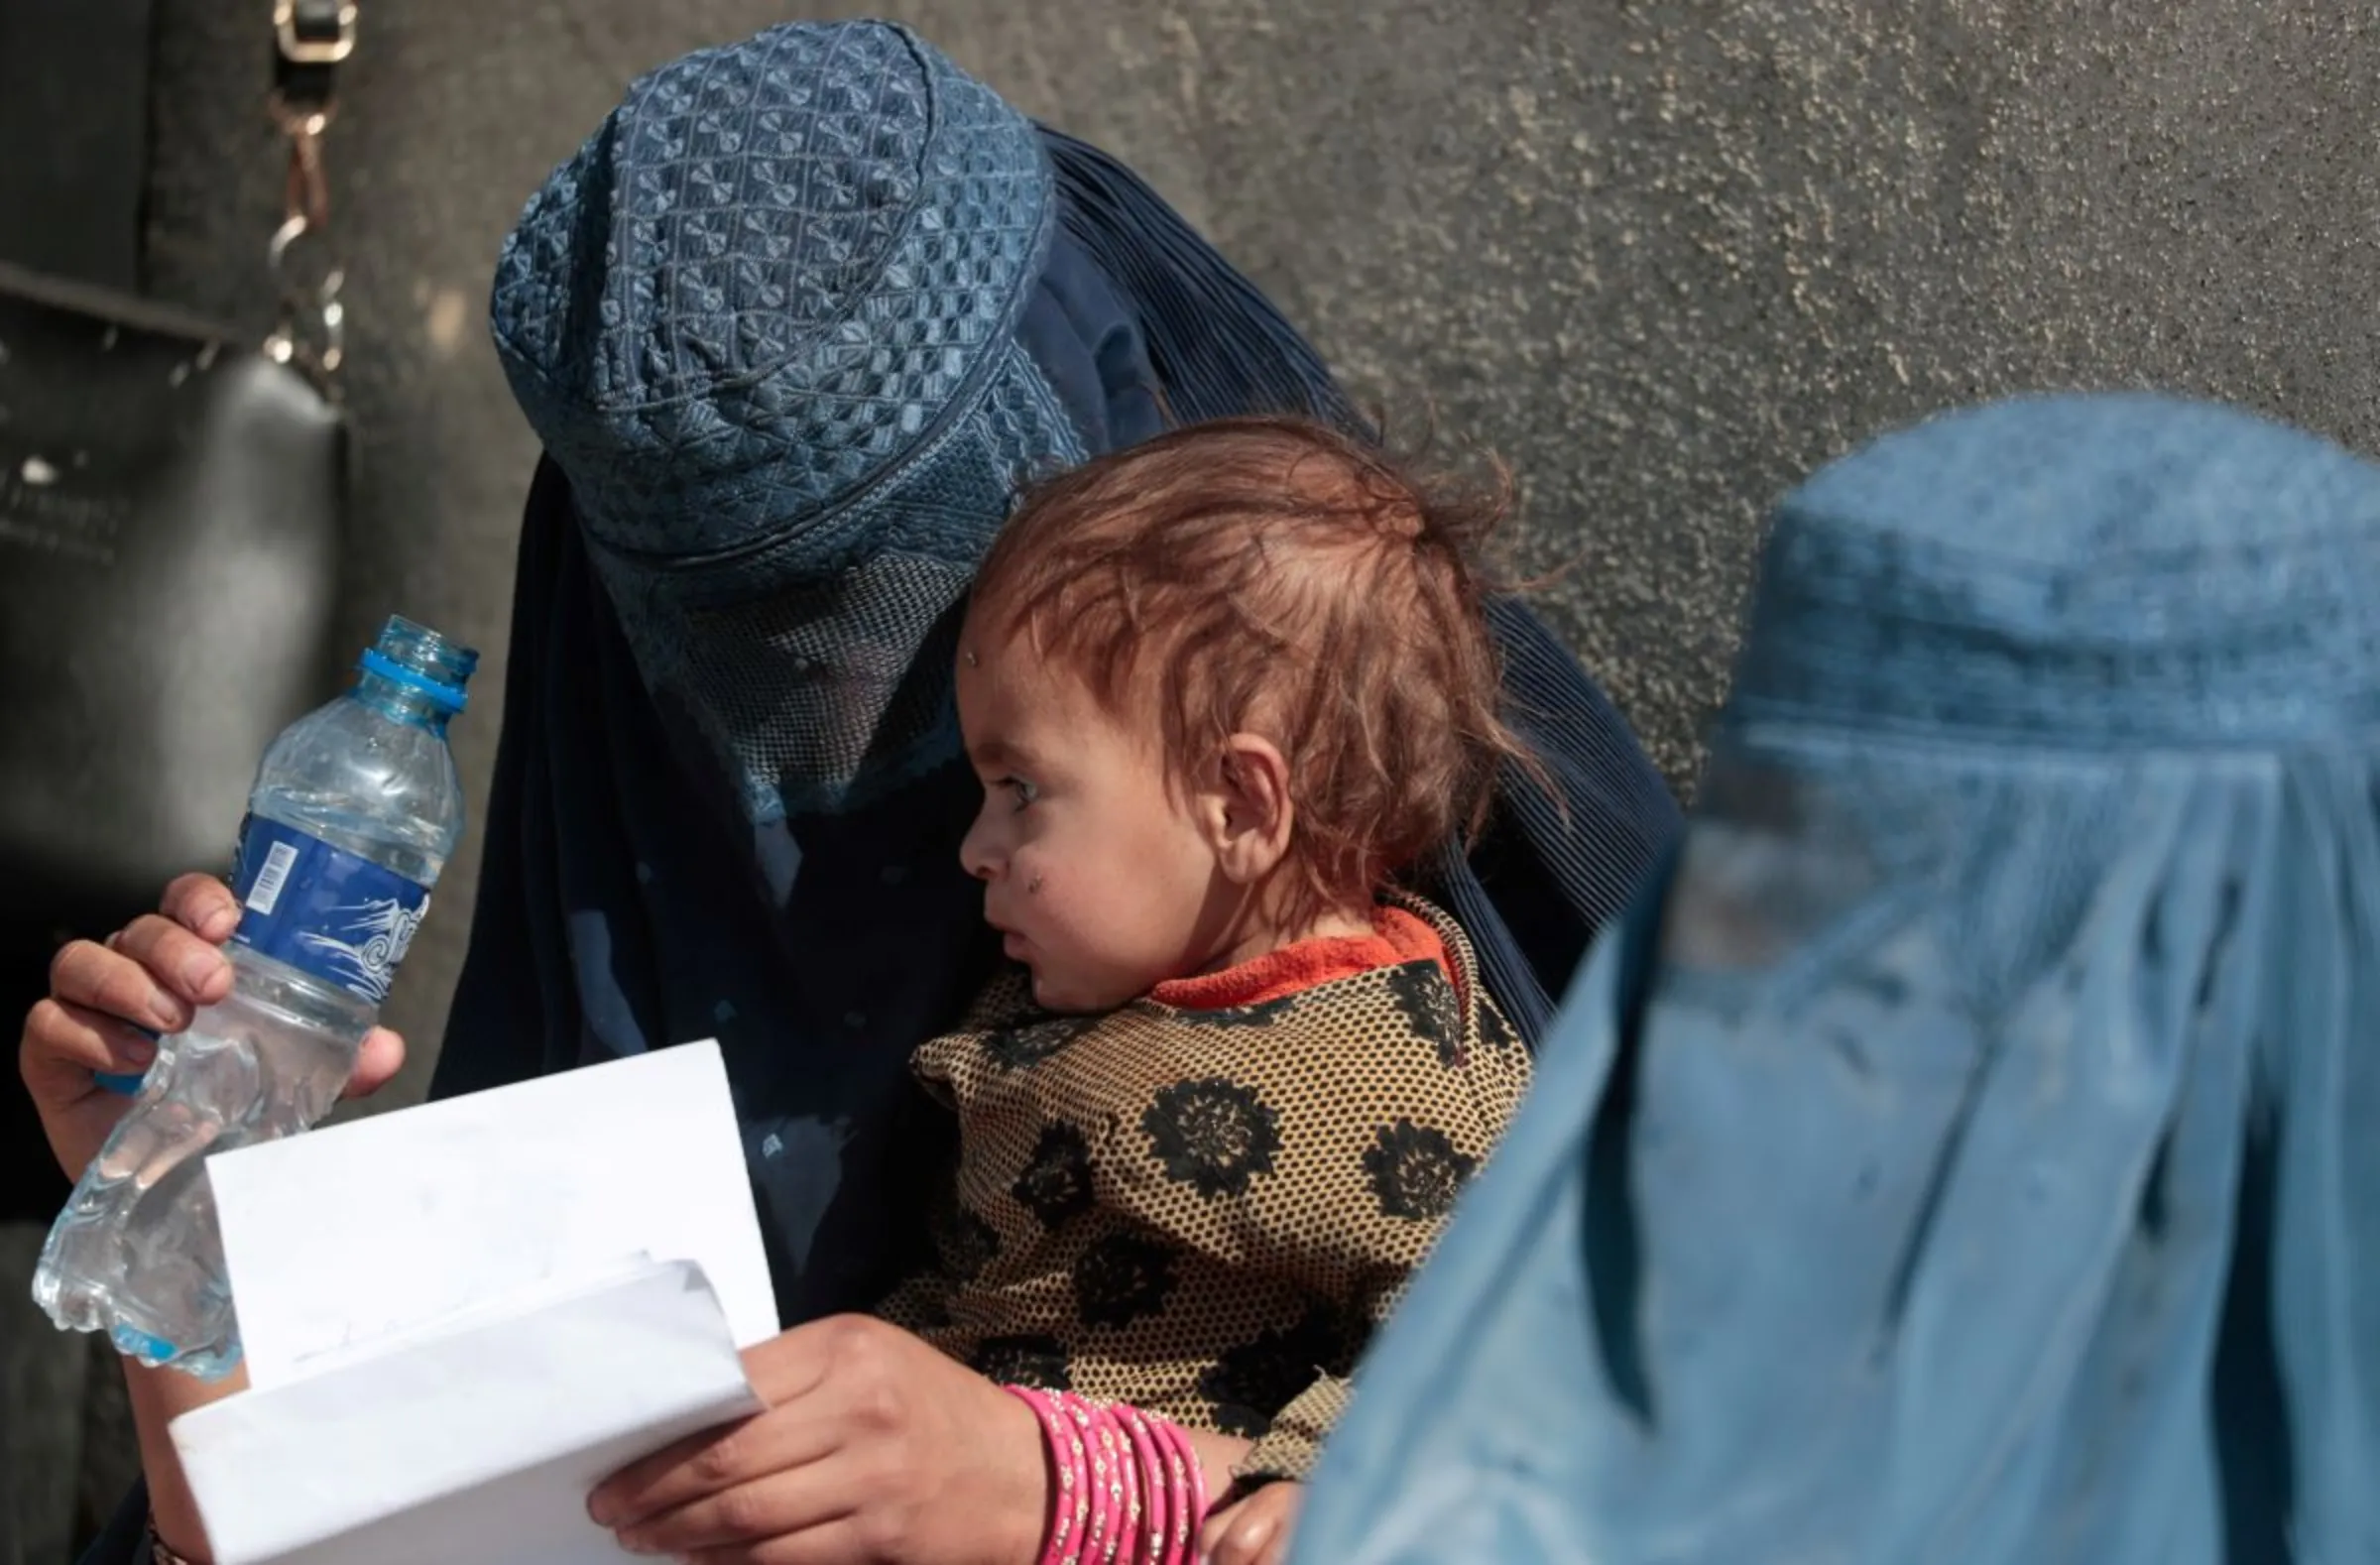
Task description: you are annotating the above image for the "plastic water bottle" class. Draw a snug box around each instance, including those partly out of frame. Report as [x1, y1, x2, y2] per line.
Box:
[33, 615, 476, 1379]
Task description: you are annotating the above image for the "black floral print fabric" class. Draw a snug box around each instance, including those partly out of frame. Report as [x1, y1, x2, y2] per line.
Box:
[1012, 1122, 1097, 1229]
[1073, 1231, 1181, 1328]
[1363, 1120, 1478, 1220]
[1141, 1078, 1284, 1197]
[972, 1333, 1073, 1389]
[1198, 1306, 1361, 1436]
[875, 894, 1530, 1481]
[982, 1014, 1098, 1072]
[1384, 961, 1468, 1068]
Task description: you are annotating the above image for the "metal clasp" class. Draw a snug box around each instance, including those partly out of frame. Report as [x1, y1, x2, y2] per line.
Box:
[264, 98, 346, 383]
[274, 0, 357, 65]
[265, 211, 346, 381]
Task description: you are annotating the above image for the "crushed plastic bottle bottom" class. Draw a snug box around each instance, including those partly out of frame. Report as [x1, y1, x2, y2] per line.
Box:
[32, 962, 363, 1382]
[107, 1321, 248, 1381]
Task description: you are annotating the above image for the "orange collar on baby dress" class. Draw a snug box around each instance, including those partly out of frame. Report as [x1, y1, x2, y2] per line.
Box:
[1148, 904, 1450, 1012]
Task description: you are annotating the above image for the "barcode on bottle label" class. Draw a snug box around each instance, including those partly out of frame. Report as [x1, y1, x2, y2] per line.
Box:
[244, 841, 300, 915]
[227, 814, 430, 1005]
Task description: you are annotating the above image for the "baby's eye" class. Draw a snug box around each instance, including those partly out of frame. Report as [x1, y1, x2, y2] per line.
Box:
[998, 777, 1039, 811]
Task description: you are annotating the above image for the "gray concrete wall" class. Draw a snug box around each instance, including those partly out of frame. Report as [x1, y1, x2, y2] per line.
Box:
[136, 0, 2380, 1103]
[7, 6, 2380, 1555]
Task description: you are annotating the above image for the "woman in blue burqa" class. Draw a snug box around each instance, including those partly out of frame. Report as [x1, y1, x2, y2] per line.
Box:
[1289, 392, 2380, 1565]
[20, 21, 1679, 1565]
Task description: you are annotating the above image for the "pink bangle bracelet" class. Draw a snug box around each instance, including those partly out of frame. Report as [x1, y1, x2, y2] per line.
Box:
[1119, 1402, 1171, 1564]
[1005, 1385, 1210, 1565]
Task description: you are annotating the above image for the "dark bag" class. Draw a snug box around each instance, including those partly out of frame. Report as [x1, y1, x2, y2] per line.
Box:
[0, 0, 361, 1228]
[0, 0, 359, 938]
[0, 263, 347, 934]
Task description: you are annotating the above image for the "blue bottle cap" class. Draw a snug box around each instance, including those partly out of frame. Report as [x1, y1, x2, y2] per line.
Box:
[359, 615, 479, 713]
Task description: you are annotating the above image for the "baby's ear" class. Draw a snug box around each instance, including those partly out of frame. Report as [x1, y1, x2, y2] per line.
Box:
[1205, 734, 1295, 886]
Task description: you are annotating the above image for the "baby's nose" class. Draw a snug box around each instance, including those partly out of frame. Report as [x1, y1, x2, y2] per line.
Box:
[958, 816, 1001, 882]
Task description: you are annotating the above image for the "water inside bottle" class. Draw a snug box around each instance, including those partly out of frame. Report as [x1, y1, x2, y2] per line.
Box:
[32, 616, 472, 1377]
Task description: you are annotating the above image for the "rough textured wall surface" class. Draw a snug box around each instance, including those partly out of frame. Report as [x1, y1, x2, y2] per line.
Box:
[139, 0, 2380, 1100]
[4, 10, 2372, 1553]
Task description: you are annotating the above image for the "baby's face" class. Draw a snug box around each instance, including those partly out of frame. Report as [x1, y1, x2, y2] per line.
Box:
[954, 625, 1227, 1012]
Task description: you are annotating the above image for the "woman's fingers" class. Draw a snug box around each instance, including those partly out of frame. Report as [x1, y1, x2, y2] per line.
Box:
[159, 874, 243, 942]
[21, 992, 152, 1178]
[39, 869, 399, 1110]
[21, 998, 158, 1094]
[49, 934, 200, 1033]
[39, 875, 402, 1105]
[115, 876, 244, 1014]
[1204, 1500, 1270, 1565]
[597, 1314, 1052, 1565]
[345, 1028, 409, 1099]
[612, 1456, 859, 1555]
[1203, 1484, 1302, 1565]
[35, 878, 239, 1041]
[592, 1407, 843, 1532]
[676, 1517, 870, 1565]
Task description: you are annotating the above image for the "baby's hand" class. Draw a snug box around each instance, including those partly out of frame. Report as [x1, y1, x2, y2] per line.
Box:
[1202, 1479, 1303, 1565]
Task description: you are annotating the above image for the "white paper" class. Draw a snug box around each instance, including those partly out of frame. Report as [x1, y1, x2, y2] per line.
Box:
[173, 1257, 764, 1565]
[169, 1043, 782, 1564]
[204, 1040, 778, 1389]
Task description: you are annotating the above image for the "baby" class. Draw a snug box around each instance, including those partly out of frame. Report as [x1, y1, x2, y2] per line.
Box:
[877, 415, 1537, 1565]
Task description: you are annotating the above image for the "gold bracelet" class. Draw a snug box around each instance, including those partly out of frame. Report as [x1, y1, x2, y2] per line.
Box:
[146, 1513, 201, 1565]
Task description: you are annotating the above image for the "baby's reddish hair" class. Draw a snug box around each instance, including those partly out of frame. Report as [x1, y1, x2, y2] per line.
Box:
[967, 415, 1538, 930]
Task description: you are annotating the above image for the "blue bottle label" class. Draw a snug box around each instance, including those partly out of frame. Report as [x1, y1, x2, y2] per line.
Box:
[228, 815, 429, 1005]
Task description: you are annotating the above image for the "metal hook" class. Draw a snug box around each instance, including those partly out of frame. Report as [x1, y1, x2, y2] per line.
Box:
[263, 99, 347, 386]
[270, 101, 336, 236]
[265, 213, 347, 382]
[268, 211, 309, 273]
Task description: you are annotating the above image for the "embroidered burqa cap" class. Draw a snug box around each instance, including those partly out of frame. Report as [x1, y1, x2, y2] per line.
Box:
[490, 21, 1081, 819]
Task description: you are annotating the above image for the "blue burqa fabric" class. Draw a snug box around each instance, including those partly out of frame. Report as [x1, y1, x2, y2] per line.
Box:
[1291, 393, 2380, 1565]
